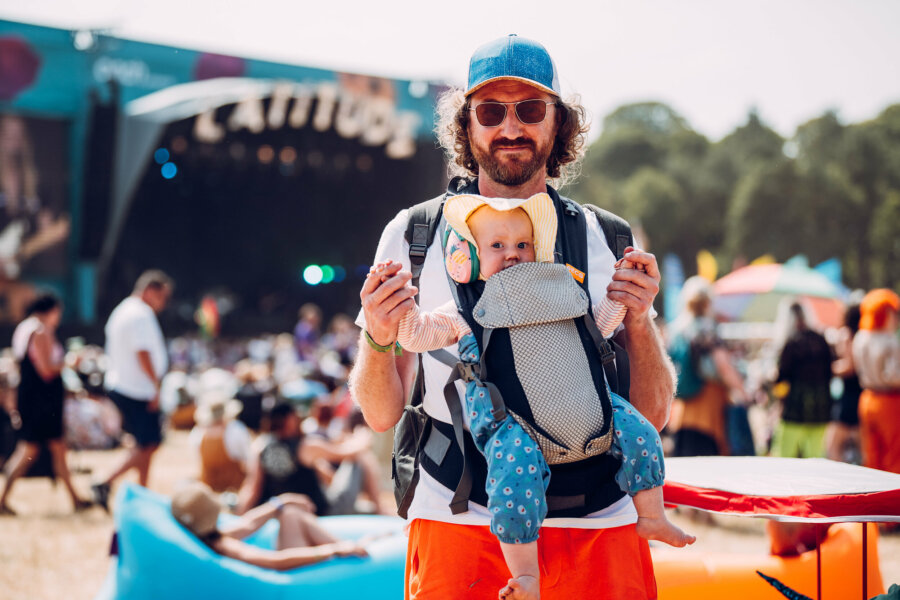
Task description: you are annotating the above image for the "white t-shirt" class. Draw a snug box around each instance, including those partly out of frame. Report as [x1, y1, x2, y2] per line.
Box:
[104, 296, 168, 400]
[356, 199, 641, 529]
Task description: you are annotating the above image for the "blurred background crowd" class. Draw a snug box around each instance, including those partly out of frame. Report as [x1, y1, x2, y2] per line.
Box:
[0, 300, 394, 514]
[2, 275, 898, 520]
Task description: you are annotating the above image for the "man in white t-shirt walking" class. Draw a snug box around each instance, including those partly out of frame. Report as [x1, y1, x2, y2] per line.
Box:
[92, 270, 172, 510]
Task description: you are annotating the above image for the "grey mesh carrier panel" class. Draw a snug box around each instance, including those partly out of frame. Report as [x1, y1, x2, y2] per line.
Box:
[473, 262, 613, 464]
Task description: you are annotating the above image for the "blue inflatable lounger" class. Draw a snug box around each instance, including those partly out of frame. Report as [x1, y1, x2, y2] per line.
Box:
[102, 483, 406, 600]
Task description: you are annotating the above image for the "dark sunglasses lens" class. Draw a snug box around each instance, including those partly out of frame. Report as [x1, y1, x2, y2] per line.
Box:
[475, 103, 507, 126]
[516, 100, 548, 124]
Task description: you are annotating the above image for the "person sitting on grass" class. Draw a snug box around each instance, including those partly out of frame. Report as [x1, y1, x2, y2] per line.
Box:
[171, 481, 369, 570]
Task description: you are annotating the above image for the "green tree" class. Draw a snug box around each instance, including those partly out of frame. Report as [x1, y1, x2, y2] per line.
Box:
[870, 190, 900, 290]
[622, 168, 692, 262]
[726, 161, 809, 262]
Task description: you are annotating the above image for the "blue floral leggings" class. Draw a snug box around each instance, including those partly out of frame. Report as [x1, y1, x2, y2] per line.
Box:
[458, 333, 665, 545]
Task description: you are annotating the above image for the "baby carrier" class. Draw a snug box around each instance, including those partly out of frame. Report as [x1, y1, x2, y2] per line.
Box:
[393, 178, 634, 519]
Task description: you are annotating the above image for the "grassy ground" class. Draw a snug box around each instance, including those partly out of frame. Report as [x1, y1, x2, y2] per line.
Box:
[0, 431, 897, 600]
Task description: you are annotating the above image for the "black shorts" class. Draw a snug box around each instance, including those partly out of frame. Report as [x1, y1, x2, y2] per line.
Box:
[110, 390, 162, 448]
[834, 376, 862, 426]
[19, 403, 64, 443]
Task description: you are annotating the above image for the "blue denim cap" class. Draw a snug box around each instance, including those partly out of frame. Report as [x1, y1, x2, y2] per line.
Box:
[466, 34, 560, 97]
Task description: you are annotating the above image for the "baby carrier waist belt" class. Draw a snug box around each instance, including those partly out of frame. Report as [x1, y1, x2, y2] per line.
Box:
[421, 418, 625, 518]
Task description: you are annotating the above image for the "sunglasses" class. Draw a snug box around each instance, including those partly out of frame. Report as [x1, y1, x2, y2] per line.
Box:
[469, 99, 555, 127]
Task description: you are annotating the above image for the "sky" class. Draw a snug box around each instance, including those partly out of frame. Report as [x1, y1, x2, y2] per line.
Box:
[3, 0, 899, 141]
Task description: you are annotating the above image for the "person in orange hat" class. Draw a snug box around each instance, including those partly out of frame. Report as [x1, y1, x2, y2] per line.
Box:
[852, 289, 900, 474]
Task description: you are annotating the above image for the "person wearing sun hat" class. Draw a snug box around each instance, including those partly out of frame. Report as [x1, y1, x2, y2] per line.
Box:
[170, 480, 369, 570]
[352, 35, 672, 599]
[189, 391, 252, 493]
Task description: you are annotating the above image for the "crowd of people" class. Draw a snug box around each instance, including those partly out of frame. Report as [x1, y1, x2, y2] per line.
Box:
[0, 270, 388, 525]
[662, 276, 900, 478]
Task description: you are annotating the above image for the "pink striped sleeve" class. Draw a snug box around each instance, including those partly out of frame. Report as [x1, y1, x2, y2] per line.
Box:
[397, 301, 469, 352]
[592, 296, 627, 338]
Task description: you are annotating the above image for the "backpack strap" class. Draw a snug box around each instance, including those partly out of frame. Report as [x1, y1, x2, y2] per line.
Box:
[559, 198, 634, 399]
[401, 192, 449, 409]
[583, 203, 634, 399]
[427, 326, 507, 515]
[555, 196, 590, 291]
[428, 348, 475, 514]
[405, 193, 447, 303]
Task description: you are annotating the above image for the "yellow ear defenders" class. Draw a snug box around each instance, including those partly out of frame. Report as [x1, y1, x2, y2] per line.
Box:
[442, 226, 480, 284]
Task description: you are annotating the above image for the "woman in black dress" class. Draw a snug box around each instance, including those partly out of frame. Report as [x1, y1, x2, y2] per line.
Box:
[0, 294, 89, 514]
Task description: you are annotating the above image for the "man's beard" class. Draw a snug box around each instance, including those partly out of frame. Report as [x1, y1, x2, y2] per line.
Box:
[471, 136, 553, 187]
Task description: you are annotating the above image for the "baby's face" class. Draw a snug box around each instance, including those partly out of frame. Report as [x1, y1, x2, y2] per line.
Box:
[468, 206, 536, 278]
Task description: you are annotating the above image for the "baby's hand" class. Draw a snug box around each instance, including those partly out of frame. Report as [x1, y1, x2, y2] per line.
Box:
[368, 260, 396, 283]
[613, 257, 644, 272]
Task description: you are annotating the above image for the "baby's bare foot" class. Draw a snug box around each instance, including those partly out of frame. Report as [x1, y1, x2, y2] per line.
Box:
[636, 515, 696, 547]
[498, 574, 540, 600]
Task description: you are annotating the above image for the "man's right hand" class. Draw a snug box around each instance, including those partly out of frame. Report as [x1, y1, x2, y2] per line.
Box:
[359, 260, 417, 346]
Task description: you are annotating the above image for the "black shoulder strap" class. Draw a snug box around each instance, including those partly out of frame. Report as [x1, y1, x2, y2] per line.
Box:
[586, 203, 634, 399]
[561, 199, 635, 399]
[555, 195, 589, 291]
[402, 194, 446, 409]
[404, 193, 447, 299]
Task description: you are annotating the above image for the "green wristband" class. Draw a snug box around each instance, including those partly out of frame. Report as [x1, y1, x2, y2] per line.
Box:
[365, 330, 402, 356]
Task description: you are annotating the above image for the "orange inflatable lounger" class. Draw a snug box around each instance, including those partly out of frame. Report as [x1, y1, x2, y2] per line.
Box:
[653, 522, 883, 600]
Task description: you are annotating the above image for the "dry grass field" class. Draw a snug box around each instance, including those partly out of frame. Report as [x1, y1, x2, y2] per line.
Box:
[1, 431, 897, 600]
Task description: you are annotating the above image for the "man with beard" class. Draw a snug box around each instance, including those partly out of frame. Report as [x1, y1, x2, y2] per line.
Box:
[350, 35, 673, 599]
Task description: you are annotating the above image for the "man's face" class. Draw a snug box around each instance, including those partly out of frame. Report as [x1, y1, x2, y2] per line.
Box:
[467, 81, 558, 187]
[144, 285, 171, 314]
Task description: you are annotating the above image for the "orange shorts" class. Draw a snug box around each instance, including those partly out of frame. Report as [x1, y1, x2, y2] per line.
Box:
[859, 388, 900, 474]
[405, 519, 657, 599]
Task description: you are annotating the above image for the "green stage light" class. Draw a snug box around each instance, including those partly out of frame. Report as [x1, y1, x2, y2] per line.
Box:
[321, 265, 335, 284]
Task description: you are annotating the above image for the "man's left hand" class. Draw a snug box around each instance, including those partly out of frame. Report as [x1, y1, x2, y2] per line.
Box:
[607, 246, 660, 327]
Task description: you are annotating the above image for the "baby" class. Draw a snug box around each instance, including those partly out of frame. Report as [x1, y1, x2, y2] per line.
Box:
[372, 194, 693, 600]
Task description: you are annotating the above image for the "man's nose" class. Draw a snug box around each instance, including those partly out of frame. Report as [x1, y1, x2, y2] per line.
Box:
[499, 106, 524, 136]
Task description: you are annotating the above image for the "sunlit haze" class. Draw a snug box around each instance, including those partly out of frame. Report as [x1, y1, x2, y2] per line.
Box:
[3, 0, 899, 140]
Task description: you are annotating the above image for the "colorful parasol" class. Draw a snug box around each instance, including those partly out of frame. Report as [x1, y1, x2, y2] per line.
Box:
[712, 263, 845, 326]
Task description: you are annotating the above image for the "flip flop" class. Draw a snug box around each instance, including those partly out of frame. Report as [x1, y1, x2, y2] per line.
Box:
[0, 503, 17, 516]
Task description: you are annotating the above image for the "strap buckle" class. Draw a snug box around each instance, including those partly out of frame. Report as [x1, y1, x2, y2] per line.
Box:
[599, 339, 616, 365]
[409, 243, 428, 264]
[410, 223, 430, 265]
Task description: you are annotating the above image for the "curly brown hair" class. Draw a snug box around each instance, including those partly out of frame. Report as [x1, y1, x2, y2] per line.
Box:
[435, 88, 590, 187]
